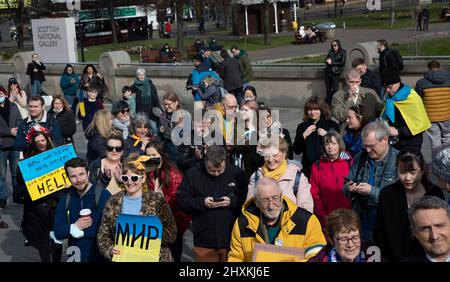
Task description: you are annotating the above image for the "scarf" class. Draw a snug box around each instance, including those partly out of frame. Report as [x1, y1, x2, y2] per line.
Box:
[383, 84, 411, 123]
[134, 77, 152, 105]
[262, 160, 288, 181]
[126, 95, 136, 115]
[130, 134, 142, 147]
[343, 130, 363, 156]
[112, 118, 130, 139]
[327, 247, 366, 262]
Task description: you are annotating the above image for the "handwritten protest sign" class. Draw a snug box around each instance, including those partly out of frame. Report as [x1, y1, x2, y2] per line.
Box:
[18, 144, 76, 201]
[112, 214, 162, 262]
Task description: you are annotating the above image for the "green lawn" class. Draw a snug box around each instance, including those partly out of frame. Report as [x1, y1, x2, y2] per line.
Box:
[301, 3, 445, 29]
[280, 36, 450, 63]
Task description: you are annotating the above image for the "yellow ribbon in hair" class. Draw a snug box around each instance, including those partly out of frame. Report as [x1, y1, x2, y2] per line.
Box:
[128, 155, 151, 170]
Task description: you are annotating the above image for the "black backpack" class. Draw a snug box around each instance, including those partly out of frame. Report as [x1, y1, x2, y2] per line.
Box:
[386, 49, 404, 72]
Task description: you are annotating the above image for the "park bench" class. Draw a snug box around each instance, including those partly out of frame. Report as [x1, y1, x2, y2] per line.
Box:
[293, 31, 315, 45]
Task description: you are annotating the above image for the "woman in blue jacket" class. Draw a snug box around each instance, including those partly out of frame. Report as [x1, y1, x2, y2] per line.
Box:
[59, 64, 80, 112]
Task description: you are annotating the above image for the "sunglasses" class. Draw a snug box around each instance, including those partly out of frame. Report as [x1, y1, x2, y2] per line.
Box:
[121, 175, 142, 183]
[120, 108, 130, 114]
[106, 145, 123, 152]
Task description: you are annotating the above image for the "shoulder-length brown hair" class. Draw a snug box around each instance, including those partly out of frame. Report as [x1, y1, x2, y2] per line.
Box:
[303, 96, 331, 121]
[51, 95, 72, 113]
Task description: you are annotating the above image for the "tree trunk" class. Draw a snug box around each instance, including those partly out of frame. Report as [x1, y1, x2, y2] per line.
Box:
[109, 2, 118, 44]
[222, 0, 228, 28]
[334, 0, 338, 18]
[18, 0, 24, 50]
[263, 0, 271, 45]
[176, 0, 185, 57]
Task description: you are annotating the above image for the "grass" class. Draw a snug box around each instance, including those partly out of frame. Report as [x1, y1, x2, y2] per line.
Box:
[301, 3, 445, 29]
[279, 36, 450, 63]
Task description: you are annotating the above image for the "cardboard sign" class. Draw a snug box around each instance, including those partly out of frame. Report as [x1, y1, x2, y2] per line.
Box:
[252, 243, 305, 262]
[18, 144, 76, 201]
[112, 214, 162, 262]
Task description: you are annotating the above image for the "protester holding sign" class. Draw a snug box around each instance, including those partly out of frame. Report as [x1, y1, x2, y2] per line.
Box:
[17, 128, 63, 262]
[53, 157, 111, 262]
[97, 153, 177, 261]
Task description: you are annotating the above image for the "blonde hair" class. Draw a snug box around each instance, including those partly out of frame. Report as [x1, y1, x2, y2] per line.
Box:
[85, 109, 112, 139]
[258, 136, 288, 155]
[121, 152, 149, 192]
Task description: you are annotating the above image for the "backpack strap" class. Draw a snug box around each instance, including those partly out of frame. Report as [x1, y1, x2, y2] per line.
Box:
[65, 184, 103, 224]
[293, 170, 302, 197]
[65, 193, 71, 224]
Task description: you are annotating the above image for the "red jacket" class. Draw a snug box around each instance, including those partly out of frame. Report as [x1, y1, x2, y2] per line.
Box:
[148, 167, 191, 235]
[310, 153, 353, 228]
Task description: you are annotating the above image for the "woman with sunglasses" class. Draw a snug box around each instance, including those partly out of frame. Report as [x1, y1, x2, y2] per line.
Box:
[88, 133, 124, 196]
[97, 153, 177, 261]
[145, 140, 191, 262]
[111, 100, 131, 139]
[324, 39, 346, 105]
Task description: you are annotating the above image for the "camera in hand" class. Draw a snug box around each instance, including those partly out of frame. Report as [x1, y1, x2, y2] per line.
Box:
[213, 197, 224, 202]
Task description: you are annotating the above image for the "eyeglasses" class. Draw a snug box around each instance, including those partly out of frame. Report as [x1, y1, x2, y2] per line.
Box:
[332, 44, 338, 47]
[335, 235, 361, 245]
[163, 101, 174, 107]
[121, 175, 142, 183]
[120, 109, 130, 114]
[106, 145, 123, 152]
[224, 103, 238, 110]
[257, 195, 281, 206]
[347, 80, 360, 84]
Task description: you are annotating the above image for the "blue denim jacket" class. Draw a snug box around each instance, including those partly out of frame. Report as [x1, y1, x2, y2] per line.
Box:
[343, 147, 399, 216]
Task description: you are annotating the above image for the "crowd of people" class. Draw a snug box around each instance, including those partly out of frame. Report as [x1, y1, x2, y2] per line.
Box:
[0, 39, 449, 263]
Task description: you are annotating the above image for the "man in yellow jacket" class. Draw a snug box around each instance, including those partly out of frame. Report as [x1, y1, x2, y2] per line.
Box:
[228, 177, 326, 262]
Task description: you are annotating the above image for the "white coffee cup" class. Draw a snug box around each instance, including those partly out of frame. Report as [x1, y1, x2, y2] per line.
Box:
[79, 209, 92, 219]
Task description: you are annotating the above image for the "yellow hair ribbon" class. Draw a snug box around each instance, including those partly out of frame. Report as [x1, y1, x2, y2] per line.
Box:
[128, 155, 151, 170]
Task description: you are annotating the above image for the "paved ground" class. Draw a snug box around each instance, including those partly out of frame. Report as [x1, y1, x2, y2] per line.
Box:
[0, 20, 448, 262]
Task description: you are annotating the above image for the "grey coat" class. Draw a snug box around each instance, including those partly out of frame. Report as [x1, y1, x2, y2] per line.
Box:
[0, 101, 23, 149]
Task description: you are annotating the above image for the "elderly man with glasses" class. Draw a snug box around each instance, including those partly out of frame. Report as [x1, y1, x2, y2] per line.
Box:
[228, 177, 326, 262]
[343, 121, 399, 244]
[332, 69, 383, 132]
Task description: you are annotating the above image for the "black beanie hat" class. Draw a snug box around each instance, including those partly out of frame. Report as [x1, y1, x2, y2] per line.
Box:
[111, 100, 129, 115]
[380, 68, 401, 86]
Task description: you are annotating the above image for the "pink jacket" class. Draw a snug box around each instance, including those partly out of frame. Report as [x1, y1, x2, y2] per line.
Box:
[246, 162, 314, 213]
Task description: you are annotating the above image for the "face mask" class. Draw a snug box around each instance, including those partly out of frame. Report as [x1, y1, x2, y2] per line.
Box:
[146, 157, 161, 166]
[0, 97, 5, 103]
[54, 108, 62, 113]
[244, 97, 255, 102]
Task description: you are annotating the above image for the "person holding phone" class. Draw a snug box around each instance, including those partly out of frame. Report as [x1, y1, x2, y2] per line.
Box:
[177, 145, 248, 262]
[26, 53, 46, 96]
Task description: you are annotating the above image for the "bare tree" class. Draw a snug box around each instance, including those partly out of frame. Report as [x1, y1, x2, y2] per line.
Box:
[176, 0, 186, 56]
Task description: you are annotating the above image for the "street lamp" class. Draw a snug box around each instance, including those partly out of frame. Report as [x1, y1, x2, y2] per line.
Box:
[67, 0, 85, 62]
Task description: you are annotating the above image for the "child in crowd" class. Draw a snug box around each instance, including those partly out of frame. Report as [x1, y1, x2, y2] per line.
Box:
[78, 86, 104, 131]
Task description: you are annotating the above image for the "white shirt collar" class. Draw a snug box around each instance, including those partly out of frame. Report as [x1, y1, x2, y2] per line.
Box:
[27, 110, 48, 123]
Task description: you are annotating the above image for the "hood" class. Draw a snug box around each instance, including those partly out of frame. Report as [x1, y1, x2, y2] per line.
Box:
[195, 63, 211, 73]
[424, 70, 450, 84]
[237, 49, 247, 59]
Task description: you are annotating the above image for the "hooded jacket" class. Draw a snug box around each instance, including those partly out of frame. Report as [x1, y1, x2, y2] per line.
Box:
[414, 69, 450, 122]
[228, 196, 326, 262]
[236, 49, 254, 83]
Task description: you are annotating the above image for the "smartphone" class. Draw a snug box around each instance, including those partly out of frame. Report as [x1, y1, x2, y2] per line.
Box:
[213, 198, 224, 202]
[343, 177, 352, 184]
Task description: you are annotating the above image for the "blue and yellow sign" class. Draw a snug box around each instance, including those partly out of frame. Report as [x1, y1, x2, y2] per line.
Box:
[18, 144, 76, 201]
[113, 214, 162, 262]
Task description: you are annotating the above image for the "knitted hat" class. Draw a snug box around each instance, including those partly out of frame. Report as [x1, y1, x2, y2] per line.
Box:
[0, 86, 6, 94]
[380, 68, 401, 86]
[111, 100, 129, 115]
[432, 145, 450, 183]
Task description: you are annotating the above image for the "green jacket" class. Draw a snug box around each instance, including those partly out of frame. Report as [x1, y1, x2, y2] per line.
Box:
[237, 50, 254, 83]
